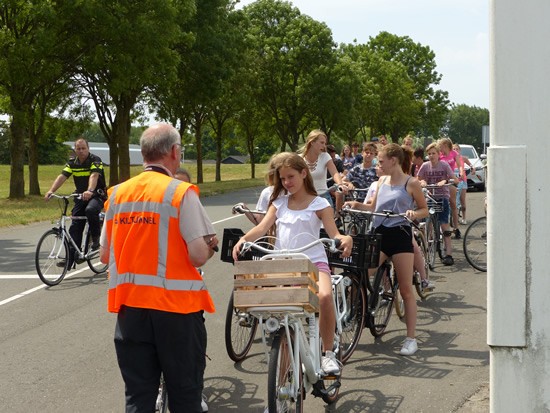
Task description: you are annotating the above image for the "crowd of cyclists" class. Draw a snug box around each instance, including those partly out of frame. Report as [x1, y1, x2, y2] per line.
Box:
[234, 130, 473, 360]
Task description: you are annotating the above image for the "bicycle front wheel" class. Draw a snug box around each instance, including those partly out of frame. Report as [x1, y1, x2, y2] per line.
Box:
[368, 265, 395, 337]
[425, 219, 437, 270]
[267, 328, 303, 413]
[339, 273, 366, 364]
[35, 229, 69, 286]
[463, 216, 487, 272]
[414, 231, 430, 300]
[225, 292, 258, 362]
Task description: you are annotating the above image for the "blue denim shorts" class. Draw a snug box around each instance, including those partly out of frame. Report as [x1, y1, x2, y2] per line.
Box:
[436, 198, 450, 224]
[319, 191, 334, 208]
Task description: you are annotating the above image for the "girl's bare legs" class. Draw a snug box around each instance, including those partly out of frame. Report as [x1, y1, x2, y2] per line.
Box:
[392, 252, 416, 339]
[412, 238, 427, 282]
[441, 223, 453, 256]
[460, 187, 467, 222]
[449, 185, 459, 229]
[318, 271, 335, 352]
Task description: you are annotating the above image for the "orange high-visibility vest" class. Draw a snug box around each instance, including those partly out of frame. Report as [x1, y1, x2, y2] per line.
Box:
[105, 171, 215, 315]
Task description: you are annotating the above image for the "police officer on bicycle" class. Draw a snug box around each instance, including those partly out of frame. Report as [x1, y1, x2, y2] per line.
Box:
[45, 138, 107, 268]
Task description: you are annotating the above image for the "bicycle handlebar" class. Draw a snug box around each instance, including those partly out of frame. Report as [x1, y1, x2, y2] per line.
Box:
[340, 206, 419, 227]
[335, 185, 370, 194]
[422, 183, 454, 189]
[232, 203, 266, 216]
[48, 193, 82, 200]
[240, 237, 342, 257]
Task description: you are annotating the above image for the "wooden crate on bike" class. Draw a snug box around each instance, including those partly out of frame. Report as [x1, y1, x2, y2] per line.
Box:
[233, 259, 319, 312]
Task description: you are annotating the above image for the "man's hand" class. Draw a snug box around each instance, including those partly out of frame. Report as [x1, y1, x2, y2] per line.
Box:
[81, 190, 93, 201]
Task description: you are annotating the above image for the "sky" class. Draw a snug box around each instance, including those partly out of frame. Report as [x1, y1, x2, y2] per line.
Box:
[237, 0, 490, 109]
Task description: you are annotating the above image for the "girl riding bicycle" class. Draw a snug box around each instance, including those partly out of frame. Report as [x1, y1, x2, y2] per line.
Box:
[232, 152, 353, 376]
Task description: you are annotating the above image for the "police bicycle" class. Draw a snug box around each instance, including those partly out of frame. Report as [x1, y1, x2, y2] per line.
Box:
[35, 193, 107, 286]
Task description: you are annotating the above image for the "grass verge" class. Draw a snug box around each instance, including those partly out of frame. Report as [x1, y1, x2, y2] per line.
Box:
[0, 163, 266, 228]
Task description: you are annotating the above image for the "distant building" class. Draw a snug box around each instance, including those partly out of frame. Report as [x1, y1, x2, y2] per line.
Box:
[64, 142, 143, 166]
[221, 155, 249, 164]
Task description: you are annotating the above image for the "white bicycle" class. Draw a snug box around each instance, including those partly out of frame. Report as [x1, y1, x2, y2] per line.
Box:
[35, 193, 107, 286]
[235, 237, 360, 412]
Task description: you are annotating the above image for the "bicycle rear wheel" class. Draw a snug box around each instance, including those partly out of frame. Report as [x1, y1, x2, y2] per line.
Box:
[85, 237, 108, 274]
[85, 219, 108, 274]
[267, 328, 303, 413]
[463, 216, 487, 272]
[339, 273, 365, 364]
[35, 229, 69, 286]
[368, 264, 395, 337]
[155, 375, 168, 413]
[225, 291, 258, 362]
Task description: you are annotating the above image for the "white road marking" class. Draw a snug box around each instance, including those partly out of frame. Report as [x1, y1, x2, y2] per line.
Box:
[212, 215, 240, 225]
[0, 266, 93, 307]
[0, 214, 243, 307]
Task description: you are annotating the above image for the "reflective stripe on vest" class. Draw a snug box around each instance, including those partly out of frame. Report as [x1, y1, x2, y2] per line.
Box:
[106, 179, 206, 291]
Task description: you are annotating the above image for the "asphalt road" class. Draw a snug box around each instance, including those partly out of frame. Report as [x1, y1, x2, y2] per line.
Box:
[0, 188, 488, 412]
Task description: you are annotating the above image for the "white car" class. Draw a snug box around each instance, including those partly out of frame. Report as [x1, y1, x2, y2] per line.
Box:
[458, 144, 486, 191]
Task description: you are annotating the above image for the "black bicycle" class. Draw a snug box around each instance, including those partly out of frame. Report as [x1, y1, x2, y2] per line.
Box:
[35, 193, 107, 286]
[340, 208, 425, 336]
[463, 216, 487, 272]
[422, 184, 453, 268]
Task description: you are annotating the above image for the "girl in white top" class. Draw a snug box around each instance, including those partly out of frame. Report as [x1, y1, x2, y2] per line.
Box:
[232, 152, 352, 375]
[300, 129, 343, 208]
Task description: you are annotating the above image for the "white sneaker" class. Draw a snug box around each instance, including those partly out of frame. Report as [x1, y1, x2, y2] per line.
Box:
[459, 218, 468, 225]
[421, 279, 435, 290]
[400, 337, 418, 356]
[201, 393, 208, 412]
[321, 350, 341, 375]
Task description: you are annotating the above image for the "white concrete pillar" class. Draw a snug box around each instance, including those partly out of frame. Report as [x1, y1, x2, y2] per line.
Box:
[489, 0, 550, 411]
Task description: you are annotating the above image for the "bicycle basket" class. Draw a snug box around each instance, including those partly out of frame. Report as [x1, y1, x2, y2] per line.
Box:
[220, 228, 271, 264]
[427, 198, 444, 213]
[320, 229, 381, 270]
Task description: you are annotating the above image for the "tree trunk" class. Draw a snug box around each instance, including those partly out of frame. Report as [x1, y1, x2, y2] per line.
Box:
[28, 131, 40, 195]
[114, 107, 132, 182]
[108, 142, 120, 186]
[9, 108, 27, 199]
[194, 121, 203, 184]
[28, 102, 47, 196]
[192, 111, 207, 184]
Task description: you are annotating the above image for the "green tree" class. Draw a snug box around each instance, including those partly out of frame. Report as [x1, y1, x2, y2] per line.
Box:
[75, 0, 187, 185]
[242, 0, 336, 151]
[152, 0, 234, 184]
[206, 2, 246, 182]
[367, 31, 450, 138]
[0, 1, 83, 197]
[445, 104, 489, 151]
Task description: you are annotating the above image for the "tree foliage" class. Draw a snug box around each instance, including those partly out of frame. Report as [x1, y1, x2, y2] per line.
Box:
[0, 0, 483, 197]
[445, 104, 489, 151]
[242, 0, 336, 150]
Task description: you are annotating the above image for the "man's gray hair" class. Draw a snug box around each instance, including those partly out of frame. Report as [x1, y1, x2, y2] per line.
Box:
[140, 124, 180, 162]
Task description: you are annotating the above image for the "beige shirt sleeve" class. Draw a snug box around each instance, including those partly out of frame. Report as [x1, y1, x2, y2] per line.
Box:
[179, 189, 216, 243]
